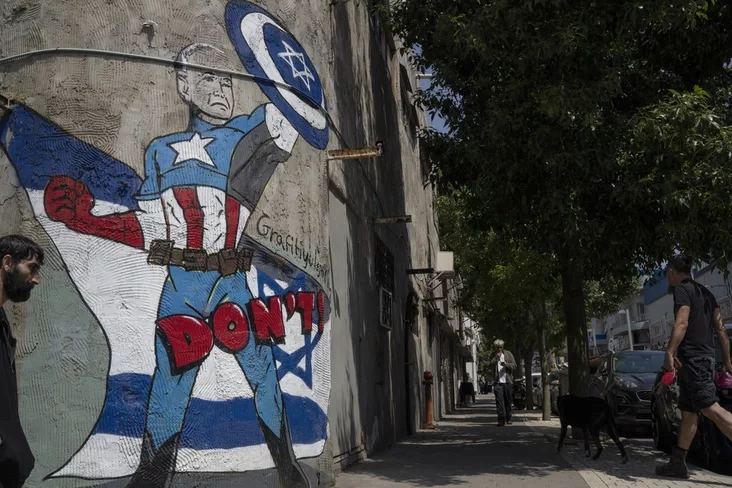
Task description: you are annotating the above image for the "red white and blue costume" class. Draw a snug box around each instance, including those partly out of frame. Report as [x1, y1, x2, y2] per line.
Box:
[0, 2, 330, 486]
[134, 105, 298, 467]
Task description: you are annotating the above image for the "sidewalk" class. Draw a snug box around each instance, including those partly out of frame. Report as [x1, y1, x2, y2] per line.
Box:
[522, 410, 732, 488]
[335, 395, 732, 487]
[335, 395, 588, 487]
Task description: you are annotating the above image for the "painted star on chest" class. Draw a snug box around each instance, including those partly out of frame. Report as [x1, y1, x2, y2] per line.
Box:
[170, 133, 216, 167]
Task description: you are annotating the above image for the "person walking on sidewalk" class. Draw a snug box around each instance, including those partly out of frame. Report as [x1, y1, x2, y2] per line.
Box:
[656, 255, 732, 479]
[489, 339, 516, 426]
[0, 235, 44, 487]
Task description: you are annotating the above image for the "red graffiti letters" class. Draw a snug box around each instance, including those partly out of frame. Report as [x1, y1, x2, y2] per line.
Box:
[317, 290, 326, 333]
[157, 291, 327, 365]
[297, 292, 315, 334]
[285, 291, 297, 318]
[157, 315, 214, 373]
[249, 296, 287, 345]
[211, 303, 250, 353]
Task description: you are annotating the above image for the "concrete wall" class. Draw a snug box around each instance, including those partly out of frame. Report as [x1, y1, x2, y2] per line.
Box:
[0, 1, 336, 486]
[326, 0, 451, 472]
[1, 0, 452, 485]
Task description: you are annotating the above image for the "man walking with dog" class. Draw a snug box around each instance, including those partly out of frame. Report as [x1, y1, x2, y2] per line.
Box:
[656, 255, 732, 479]
[488, 339, 517, 426]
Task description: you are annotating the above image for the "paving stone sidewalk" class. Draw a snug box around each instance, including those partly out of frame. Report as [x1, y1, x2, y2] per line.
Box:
[336, 395, 732, 487]
[335, 396, 589, 487]
[521, 409, 732, 488]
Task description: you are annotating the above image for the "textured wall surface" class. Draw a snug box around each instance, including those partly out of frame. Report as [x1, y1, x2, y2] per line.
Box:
[0, 0, 334, 486]
[325, 0, 443, 471]
[0, 0, 445, 485]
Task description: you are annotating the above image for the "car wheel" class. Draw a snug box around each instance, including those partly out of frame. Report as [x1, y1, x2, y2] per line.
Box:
[651, 399, 673, 454]
[697, 414, 731, 474]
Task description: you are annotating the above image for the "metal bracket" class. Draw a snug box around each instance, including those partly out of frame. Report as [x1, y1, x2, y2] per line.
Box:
[0, 94, 15, 110]
[428, 271, 448, 287]
[406, 267, 434, 275]
[327, 141, 384, 161]
[372, 215, 411, 225]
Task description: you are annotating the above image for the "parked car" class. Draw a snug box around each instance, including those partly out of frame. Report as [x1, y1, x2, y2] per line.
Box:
[590, 350, 665, 432]
[651, 325, 732, 474]
[530, 372, 559, 413]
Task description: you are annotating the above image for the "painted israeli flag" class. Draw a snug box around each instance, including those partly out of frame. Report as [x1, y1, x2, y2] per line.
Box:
[0, 105, 331, 479]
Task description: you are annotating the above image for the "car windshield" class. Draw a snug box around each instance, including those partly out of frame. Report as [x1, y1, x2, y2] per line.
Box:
[612, 353, 664, 374]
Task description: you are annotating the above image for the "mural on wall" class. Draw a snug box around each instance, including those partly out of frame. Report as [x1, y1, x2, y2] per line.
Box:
[0, 1, 329, 487]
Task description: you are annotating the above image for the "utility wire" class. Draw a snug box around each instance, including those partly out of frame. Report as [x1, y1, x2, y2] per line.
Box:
[0, 46, 391, 214]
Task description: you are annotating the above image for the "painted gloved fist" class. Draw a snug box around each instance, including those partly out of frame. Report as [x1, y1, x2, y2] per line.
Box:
[44, 175, 96, 231]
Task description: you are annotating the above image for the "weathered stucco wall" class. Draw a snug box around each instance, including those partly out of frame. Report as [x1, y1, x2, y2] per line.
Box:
[0, 0, 445, 485]
[1, 0, 335, 486]
[326, 0, 443, 470]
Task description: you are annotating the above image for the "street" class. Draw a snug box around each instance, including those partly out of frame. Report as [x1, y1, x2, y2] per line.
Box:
[336, 395, 732, 487]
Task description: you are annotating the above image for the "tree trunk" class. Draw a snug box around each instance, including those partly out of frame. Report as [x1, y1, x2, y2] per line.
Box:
[561, 259, 590, 395]
[523, 344, 535, 410]
[538, 315, 551, 420]
[514, 346, 525, 380]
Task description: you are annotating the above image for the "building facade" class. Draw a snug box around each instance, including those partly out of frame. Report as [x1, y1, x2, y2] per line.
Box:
[590, 263, 732, 355]
[644, 263, 732, 350]
[0, 0, 463, 486]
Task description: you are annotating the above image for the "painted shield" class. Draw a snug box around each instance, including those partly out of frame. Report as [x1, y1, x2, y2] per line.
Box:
[225, 0, 329, 150]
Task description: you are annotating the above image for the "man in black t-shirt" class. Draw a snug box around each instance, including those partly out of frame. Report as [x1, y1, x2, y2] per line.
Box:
[0, 235, 44, 487]
[656, 255, 732, 479]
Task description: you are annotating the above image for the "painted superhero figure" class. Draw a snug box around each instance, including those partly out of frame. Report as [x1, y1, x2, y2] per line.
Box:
[43, 44, 309, 488]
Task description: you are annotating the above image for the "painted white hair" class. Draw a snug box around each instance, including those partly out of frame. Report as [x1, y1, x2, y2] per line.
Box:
[175, 43, 231, 74]
[494, 339, 505, 347]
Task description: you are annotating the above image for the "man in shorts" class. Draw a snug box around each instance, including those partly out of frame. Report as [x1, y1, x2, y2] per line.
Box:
[656, 255, 732, 479]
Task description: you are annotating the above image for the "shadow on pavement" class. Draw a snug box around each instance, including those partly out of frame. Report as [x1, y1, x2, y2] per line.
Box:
[523, 412, 732, 487]
[337, 395, 587, 487]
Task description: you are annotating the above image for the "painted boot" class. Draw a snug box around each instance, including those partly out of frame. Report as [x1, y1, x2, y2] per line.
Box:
[260, 417, 312, 488]
[655, 446, 690, 479]
[126, 431, 179, 488]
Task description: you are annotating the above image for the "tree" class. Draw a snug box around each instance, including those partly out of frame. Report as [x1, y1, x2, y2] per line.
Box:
[390, 0, 732, 393]
[438, 189, 634, 409]
[438, 190, 561, 412]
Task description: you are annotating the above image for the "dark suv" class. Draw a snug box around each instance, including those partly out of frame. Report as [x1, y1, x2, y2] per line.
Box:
[590, 350, 665, 432]
[650, 325, 732, 474]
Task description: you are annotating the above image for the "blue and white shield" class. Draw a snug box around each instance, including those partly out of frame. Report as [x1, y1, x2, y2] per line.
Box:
[225, 0, 329, 150]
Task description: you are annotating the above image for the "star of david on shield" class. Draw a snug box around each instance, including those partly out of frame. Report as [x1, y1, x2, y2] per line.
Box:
[225, 0, 329, 150]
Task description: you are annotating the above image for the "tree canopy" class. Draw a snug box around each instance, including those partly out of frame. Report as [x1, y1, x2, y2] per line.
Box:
[389, 0, 732, 392]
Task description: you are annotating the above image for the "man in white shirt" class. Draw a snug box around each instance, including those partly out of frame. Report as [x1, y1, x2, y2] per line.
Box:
[489, 339, 517, 426]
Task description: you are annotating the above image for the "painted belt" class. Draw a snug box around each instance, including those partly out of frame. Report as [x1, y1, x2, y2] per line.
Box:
[147, 239, 253, 276]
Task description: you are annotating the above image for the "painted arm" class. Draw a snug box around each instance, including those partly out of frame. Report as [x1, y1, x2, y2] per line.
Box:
[44, 176, 144, 248]
[226, 104, 299, 217]
[228, 104, 299, 152]
[43, 144, 166, 250]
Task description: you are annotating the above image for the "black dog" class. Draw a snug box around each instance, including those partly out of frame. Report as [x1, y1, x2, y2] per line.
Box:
[557, 394, 628, 464]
